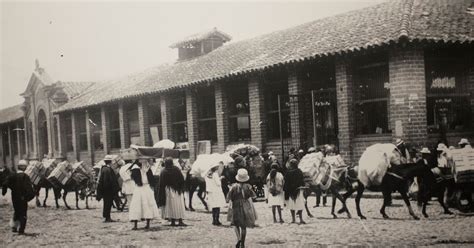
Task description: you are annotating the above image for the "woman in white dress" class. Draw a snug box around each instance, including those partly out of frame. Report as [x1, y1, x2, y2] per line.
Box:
[129, 161, 160, 230]
[205, 162, 226, 225]
[119, 162, 135, 209]
[266, 163, 285, 223]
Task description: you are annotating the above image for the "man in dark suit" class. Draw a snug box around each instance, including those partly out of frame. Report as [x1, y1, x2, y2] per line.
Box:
[96, 156, 120, 222]
[2, 160, 35, 234]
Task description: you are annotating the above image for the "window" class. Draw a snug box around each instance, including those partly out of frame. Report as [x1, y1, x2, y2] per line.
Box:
[354, 54, 390, 135]
[127, 104, 140, 145]
[425, 49, 471, 133]
[264, 73, 290, 140]
[2, 130, 8, 156]
[77, 112, 88, 151]
[64, 115, 73, 152]
[170, 92, 188, 142]
[89, 110, 103, 150]
[109, 108, 121, 149]
[228, 82, 250, 141]
[197, 87, 217, 142]
[148, 100, 163, 144]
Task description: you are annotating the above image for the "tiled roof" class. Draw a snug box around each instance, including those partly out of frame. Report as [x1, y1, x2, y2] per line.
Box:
[55, 81, 96, 99]
[0, 104, 23, 125]
[54, 0, 474, 113]
[169, 27, 232, 48]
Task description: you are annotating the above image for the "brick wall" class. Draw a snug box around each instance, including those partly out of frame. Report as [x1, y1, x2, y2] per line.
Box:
[352, 135, 392, 163]
[118, 103, 130, 149]
[160, 95, 173, 140]
[388, 44, 428, 146]
[138, 99, 152, 146]
[248, 76, 266, 150]
[215, 83, 229, 153]
[186, 88, 199, 162]
[335, 56, 355, 163]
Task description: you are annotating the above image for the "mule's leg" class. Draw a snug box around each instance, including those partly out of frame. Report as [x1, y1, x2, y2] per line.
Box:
[331, 191, 338, 219]
[43, 188, 49, 207]
[304, 189, 314, 218]
[422, 201, 428, 218]
[338, 186, 355, 214]
[197, 187, 209, 211]
[86, 193, 89, 209]
[54, 188, 61, 208]
[437, 189, 453, 215]
[188, 185, 196, 211]
[76, 190, 81, 210]
[35, 187, 41, 207]
[399, 189, 419, 220]
[63, 191, 71, 210]
[380, 190, 390, 219]
[354, 184, 366, 219]
[332, 188, 351, 219]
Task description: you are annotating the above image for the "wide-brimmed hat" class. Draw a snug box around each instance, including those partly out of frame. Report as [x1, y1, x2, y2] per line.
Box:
[420, 147, 431, 154]
[131, 164, 140, 170]
[235, 168, 249, 182]
[395, 139, 404, 146]
[18, 160, 28, 170]
[103, 155, 116, 162]
[459, 138, 470, 145]
[268, 151, 274, 156]
[308, 147, 316, 153]
[436, 143, 447, 151]
[298, 149, 304, 153]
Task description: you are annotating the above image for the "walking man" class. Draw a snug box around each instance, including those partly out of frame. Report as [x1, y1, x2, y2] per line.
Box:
[96, 156, 120, 222]
[2, 160, 36, 234]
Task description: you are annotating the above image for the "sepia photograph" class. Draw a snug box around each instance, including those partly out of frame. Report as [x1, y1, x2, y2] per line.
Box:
[1, 0, 473, 246]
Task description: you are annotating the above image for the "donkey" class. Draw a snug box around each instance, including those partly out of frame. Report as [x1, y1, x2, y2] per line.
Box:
[417, 166, 454, 217]
[52, 163, 95, 209]
[185, 170, 208, 211]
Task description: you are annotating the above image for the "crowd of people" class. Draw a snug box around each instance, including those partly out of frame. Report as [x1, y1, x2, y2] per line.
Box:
[1, 137, 471, 247]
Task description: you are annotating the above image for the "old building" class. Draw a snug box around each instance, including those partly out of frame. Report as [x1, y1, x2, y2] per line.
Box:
[1, 0, 473, 170]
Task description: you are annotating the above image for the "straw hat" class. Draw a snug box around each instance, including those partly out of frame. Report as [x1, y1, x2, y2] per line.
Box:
[307, 147, 316, 153]
[458, 138, 470, 145]
[131, 164, 140, 170]
[420, 147, 431, 154]
[395, 139, 404, 146]
[235, 168, 249, 183]
[436, 143, 447, 151]
[268, 151, 274, 156]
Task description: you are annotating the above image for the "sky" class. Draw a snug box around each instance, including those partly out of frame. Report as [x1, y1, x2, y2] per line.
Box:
[0, 0, 385, 109]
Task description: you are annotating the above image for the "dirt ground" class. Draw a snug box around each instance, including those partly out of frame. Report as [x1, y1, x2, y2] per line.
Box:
[1, 190, 474, 247]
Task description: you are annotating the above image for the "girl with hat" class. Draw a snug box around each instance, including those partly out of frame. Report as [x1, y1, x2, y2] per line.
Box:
[129, 159, 159, 230]
[266, 163, 285, 223]
[227, 168, 257, 248]
[158, 157, 187, 226]
[205, 161, 226, 226]
[284, 159, 306, 224]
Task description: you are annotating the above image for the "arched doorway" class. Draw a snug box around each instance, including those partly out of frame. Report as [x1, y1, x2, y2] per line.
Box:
[37, 109, 49, 158]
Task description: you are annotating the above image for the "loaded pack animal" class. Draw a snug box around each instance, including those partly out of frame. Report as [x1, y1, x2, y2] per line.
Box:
[338, 143, 438, 220]
[32, 160, 61, 208]
[299, 145, 354, 219]
[416, 166, 455, 217]
[49, 161, 95, 209]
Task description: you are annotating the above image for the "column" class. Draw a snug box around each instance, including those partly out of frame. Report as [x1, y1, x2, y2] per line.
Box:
[101, 106, 111, 154]
[288, 68, 304, 149]
[71, 112, 80, 161]
[138, 99, 152, 146]
[0, 128, 4, 167]
[16, 123, 22, 159]
[186, 89, 199, 162]
[23, 117, 29, 158]
[118, 103, 130, 149]
[85, 110, 94, 163]
[248, 76, 266, 150]
[335, 56, 355, 162]
[56, 114, 67, 159]
[160, 95, 173, 140]
[388, 45, 427, 146]
[215, 84, 229, 153]
[8, 126, 14, 168]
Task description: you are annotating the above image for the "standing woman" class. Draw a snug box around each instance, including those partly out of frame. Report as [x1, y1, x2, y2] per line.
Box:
[158, 157, 187, 226]
[119, 160, 135, 210]
[205, 162, 226, 225]
[266, 163, 285, 223]
[227, 169, 257, 248]
[129, 160, 159, 230]
[284, 159, 306, 224]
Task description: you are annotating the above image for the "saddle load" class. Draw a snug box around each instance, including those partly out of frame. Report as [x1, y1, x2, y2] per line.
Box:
[25, 160, 48, 185]
[298, 149, 347, 189]
[357, 143, 403, 187]
[47, 161, 74, 188]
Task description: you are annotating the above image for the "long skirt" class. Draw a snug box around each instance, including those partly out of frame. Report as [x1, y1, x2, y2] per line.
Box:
[286, 190, 305, 211]
[207, 190, 226, 209]
[227, 199, 257, 228]
[129, 184, 160, 221]
[161, 187, 185, 220]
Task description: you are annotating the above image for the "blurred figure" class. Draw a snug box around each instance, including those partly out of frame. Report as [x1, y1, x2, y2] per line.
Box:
[96, 157, 120, 222]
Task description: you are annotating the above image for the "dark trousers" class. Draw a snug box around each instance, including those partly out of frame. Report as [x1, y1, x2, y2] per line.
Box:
[103, 195, 114, 220]
[316, 190, 327, 206]
[12, 199, 28, 233]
